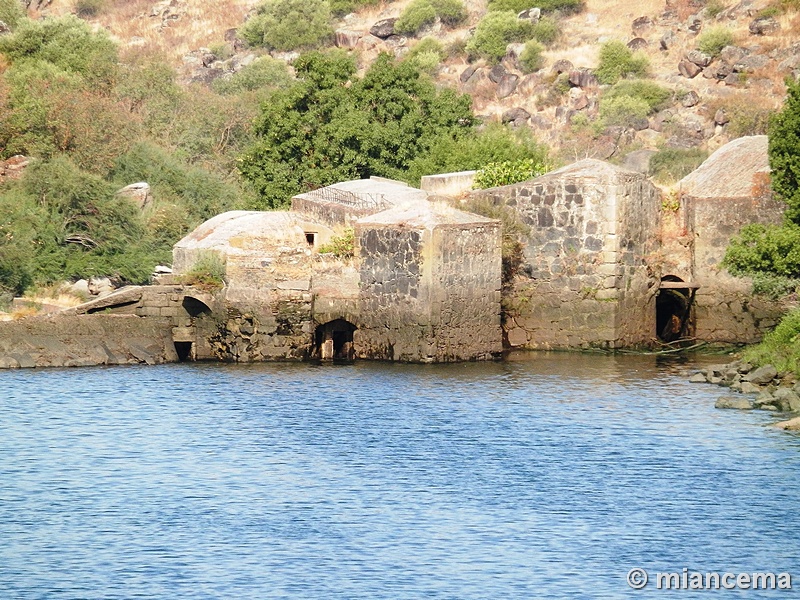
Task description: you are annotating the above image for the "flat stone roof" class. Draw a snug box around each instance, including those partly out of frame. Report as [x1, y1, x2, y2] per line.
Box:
[358, 200, 498, 228]
[293, 177, 428, 209]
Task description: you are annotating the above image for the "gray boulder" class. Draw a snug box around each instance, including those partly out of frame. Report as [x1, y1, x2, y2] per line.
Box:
[749, 16, 780, 35]
[773, 388, 800, 412]
[502, 107, 531, 125]
[681, 90, 700, 107]
[518, 7, 541, 22]
[678, 59, 702, 78]
[551, 59, 574, 74]
[489, 63, 507, 84]
[627, 37, 648, 51]
[370, 18, 397, 39]
[497, 74, 519, 99]
[744, 364, 778, 385]
[715, 396, 754, 410]
[687, 49, 713, 67]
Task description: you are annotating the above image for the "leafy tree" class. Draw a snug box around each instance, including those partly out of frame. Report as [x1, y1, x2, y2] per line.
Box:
[238, 51, 475, 209]
[769, 77, 800, 224]
[238, 0, 333, 51]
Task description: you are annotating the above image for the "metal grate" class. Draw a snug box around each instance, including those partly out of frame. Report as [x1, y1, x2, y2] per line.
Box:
[308, 187, 389, 210]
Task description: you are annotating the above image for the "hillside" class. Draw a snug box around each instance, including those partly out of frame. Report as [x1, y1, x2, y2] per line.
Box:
[0, 0, 798, 312]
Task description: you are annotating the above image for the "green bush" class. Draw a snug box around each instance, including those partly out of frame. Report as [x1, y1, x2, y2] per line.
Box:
[238, 0, 333, 51]
[603, 79, 672, 112]
[395, 0, 437, 35]
[723, 223, 800, 278]
[0, 0, 25, 29]
[181, 251, 226, 290]
[405, 123, 549, 185]
[212, 56, 292, 95]
[598, 95, 650, 127]
[473, 158, 549, 188]
[648, 148, 708, 184]
[519, 40, 545, 73]
[0, 15, 118, 87]
[530, 16, 561, 46]
[770, 77, 800, 223]
[329, 0, 379, 16]
[594, 40, 649, 84]
[317, 228, 355, 257]
[488, 0, 584, 14]
[697, 27, 734, 57]
[466, 11, 534, 62]
[430, 0, 467, 25]
[742, 308, 800, 374]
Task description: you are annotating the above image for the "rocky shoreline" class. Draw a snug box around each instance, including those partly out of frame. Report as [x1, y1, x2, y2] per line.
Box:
[690, 361, 800, 431]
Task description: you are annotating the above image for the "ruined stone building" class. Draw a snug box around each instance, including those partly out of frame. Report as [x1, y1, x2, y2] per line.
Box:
[0, 136, 787, 368]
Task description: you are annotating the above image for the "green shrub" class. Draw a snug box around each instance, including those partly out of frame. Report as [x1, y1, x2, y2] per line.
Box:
[239, 0, 333, 51]
[603, 79, 672, 112]
[705, 0, 726, 17]
[594, 39, 649, 84]
[0, 0, 25, 29]
[329, 0, 379, 16]
[212, 56, 292, 95]
[488, 0, 584, 14]
[742, 308, 800, 374]
[697, 27, 734, 57]
[598, 95, 650, 127]
[473, 158, 550, 188]
[430, 0, 467, 25]
[318, 228, 355, 257]
[770, 77, 800, 223]
[752, 272, 800, 299]
[395, 0, 437, 35]
[0, 15, 118, 87]
[181, 251, 226, 290]
[530, 16, 561, 46]
[519, 40, 545, 73]
[648, 148, 708, 184]
[466, 11, 534, 62]
[723, 223, 800, 278]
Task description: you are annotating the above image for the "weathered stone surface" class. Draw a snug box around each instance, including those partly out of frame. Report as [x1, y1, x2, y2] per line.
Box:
[681, 90, 700, 107]
[497, 73, 519, 98]
[627, 37, 648, 50]
[502, 107, 531, 124]
[489, 63, 507, 84]
[715, 396, 754, 410]
[714, 108, 729, 125]
[740, 381, 761, 394]
[733, 54, 769, 72]
[687, 50, 712, 67]
[773, 388, 800, 412]
[551, 59, 573, 74]
[632, 15, 652, 34]
[460, 64, 479, 83]
[772, 416, 800, 431]
[744, 364, 778, 385]
[370, 18, 397, 39]
[678, 59, 702, 78]
[335, 29, 362, 48]
[660, 30, 676, 50]
[689, 372, 707, 383]
[749, 16, 780, 35]
[518, 7, 541, 21]
[568, 69, 598, 89]
[116, 182, 151, 210]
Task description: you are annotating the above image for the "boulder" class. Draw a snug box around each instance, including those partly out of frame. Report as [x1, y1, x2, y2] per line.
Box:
[0, 356, 20, 369]
[70, 279, 91, 297]
[502, 107, 531, 125]
[744, 364, 778, 385]
[460, 64, 480, 83]
[703, 61, 731, 80]
[773, 388, 800, 412]
[489, 63, 507, 84]
[497, 73, 519, 99]
[370, 18, 397, 39]
[714, 108, 729, 126]
[551, 59, 573, 74]
[622, 149, 657, 174]
[627, 37, 648, 51]
[87, 277, 115, 296]
[678, 59, 702, 78]
[733, 54, 769, 73]
[687, 14, 702, 33]
[687, 49, 712, 67]
[681, 90, 700, 107]
[632, 16, 653, 34]
[749, 16, 780, 35]
[568, 69, 598, 89]
[116, 182, 151, 210]
[518, 7, 541, 22]
[772, 416, 800, 431]
[715, 396, 754, 410]
[740, 381, 761, 394]
[689, 372, 707, 383]
[335, 29, 362, 48]
[660, 30, 676, 51]
[720, 45, 748, 64]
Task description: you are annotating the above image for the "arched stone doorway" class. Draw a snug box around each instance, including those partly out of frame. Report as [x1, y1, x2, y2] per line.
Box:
[656, 275, 698, 342]
[313, 319, 357, 361]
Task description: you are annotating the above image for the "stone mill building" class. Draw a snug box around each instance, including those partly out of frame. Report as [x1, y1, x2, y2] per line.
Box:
[0, 136, 786, 368]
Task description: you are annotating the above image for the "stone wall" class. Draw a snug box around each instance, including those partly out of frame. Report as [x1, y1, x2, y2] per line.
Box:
[0, 314, 177, 368]
[471, 160, 661, 349]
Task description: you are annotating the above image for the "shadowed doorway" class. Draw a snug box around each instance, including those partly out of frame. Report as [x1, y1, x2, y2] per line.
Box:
[313, 319, 357, 361]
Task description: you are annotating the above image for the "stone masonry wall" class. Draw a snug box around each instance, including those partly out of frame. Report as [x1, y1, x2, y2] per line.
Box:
[430, 224, 503, 360]
[689, 194, 788, 342]
[355, 225, 433, 361]
[471, 162, 661, 349]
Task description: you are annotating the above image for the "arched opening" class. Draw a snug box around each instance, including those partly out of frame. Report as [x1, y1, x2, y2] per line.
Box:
[182, 296, 211, 318]
[656, 275, 698, 342]
[313, 319, 357, 362]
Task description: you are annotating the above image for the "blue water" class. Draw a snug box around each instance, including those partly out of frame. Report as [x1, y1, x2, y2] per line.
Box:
[1, 353, 799, 599]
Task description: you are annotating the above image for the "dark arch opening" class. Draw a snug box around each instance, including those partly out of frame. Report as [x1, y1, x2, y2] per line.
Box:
[174, 341, 194, 362]
[656, 275, 695, 342]
[313, 319, 357, 362]
[182, 296, 211, 318]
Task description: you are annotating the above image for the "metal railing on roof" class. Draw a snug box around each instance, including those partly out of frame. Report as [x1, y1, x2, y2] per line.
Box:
[307, 187, 389, 210]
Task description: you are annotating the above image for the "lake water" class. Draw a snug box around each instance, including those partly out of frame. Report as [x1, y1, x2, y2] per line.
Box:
[1, 353, 799, 599]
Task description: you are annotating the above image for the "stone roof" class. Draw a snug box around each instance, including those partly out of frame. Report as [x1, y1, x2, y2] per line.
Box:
[174, 211, 304, 252]
[679, 135, 769, 199]
[293, 177, 428, 209]
[357, 199, 497, 228]
[542, 158, 639, 181]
